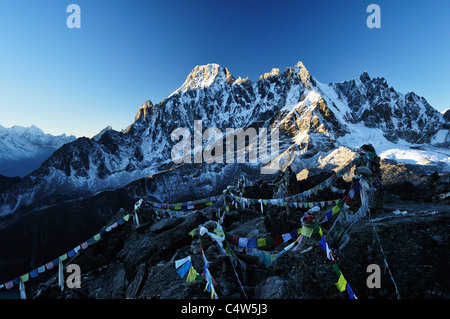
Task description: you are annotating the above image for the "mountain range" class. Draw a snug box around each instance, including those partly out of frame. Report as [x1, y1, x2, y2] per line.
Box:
[0, 61, 449, 217]
[0, 125, 76, 178]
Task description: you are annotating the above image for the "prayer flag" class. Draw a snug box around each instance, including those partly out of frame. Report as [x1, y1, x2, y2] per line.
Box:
[289, 230, 299, 240]
[273, 236, 283, 246]
[177, 260, 191, 278]
[20, 273, 29, 283]
[326, 244, 335, 262]
[319, 236, 327, 250]
[175, 256, 191, 269]
[333, 263, 341, 276]
[238, 237, 249, 247]
[4, 281, 13, 290]
[247, 238, 257, 248]
[19, 281, 26, 300]
[332, 205, 341, 215]
[257, 238, 266, 247]
[301, 226, 314, 237]
[282, 233, 292, 242]
[29, 269, 39, 278]
[335, 273, 347, 292]
[346, 284, 357, 299]
[229, 235, 239, 245]
[186, 266, 197, 282]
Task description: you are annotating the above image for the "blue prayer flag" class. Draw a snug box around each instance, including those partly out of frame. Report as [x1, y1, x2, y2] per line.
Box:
[320, 236, 327, 251]
[347, 284, 356, 299]
[177, 260, 191, 278]
[247, 238, 257, 248]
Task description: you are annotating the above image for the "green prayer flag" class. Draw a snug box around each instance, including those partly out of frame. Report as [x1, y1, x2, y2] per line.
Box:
[20, 273, 29, 283]
[301, 226, 314, 237]
[313, 221, 320, 234]
[333, 263, 341, 276]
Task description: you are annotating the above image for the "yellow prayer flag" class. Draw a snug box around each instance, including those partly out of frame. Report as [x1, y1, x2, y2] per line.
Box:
[257, 238, 267, 247]
[186, 266, 197, 282]
[335, 273, 347, 292]
[332, 205, 341, 215]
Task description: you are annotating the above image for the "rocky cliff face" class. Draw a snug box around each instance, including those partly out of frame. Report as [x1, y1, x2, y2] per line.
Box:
[332, 72, 444, 144]
[22, 169, 450, 300]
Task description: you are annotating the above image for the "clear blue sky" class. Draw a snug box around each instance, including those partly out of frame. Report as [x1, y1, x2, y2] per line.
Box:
[0, 0, 449, 138]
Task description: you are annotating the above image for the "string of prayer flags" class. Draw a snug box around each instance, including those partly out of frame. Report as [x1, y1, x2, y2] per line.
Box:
[316, 224, 357, 299]
[200, 242, 218, 299]
[231, 194, 342, 211]
[0, 211, 134, 294]
[225, 227, 302, 249]
[146, 195, 224, 211]
[232, 233, 304, 268]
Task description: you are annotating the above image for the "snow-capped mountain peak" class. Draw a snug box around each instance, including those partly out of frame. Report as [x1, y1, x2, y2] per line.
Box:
[173, 63, 235, 95]
[0, 124, 76, 177]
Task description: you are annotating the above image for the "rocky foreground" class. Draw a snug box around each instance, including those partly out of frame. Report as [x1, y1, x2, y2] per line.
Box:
[27, 160, 449, 300]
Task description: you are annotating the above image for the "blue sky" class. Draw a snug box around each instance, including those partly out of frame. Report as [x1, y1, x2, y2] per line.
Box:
[0, 0, 449, 138]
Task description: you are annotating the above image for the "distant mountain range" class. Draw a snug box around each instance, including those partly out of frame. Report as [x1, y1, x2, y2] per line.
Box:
[0, 125, 76, 177]
[0, 61, 449, 217]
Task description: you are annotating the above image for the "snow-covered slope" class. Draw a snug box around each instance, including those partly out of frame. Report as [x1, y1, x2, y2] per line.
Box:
[0, 61, 448, 216]
[0, 125, 76, 177]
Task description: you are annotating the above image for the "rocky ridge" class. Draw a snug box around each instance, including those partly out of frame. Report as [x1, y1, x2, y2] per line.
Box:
[22, 161, 449, 300]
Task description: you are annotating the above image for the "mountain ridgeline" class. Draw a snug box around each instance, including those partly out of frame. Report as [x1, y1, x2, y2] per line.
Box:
[0, 61, 448, 217]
